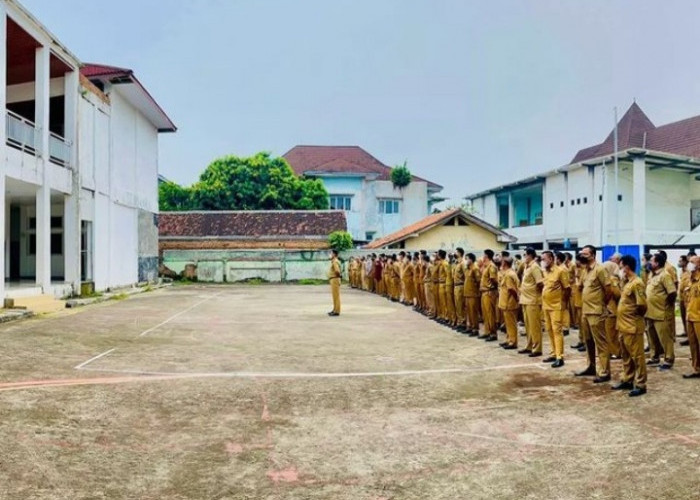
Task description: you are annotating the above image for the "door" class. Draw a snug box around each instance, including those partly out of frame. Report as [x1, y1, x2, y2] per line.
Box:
[9, 206, 21, 280]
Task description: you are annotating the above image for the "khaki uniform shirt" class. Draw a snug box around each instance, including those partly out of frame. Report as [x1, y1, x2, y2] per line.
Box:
[438, 261, 448, 284]
[445, 262, 454, 286]
[453, 260, 466, 286]
[431, 262, 440, 284]
[617, 277, 646, 334]
[645, 269, 676, 321]
[519, 261, 544, 306]
[464, 264, 481, 298]
[665, 261, 679, 289]
[581, 263, 610, 315]
[572, 265, 583, 308]
[328, 258, 341, 280]
[686, 273, 700, 322]
[480, 261, 498, 292]
[498, 269, 520, 310]
[680, 270, 691, 306]
[542, 264, 571, 311]
[423, 262, 433, 284]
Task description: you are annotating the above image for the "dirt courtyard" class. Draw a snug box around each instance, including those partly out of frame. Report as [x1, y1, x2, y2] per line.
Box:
[0, 284, 699, 499]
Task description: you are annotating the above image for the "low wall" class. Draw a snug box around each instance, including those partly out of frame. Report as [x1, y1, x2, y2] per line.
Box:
[161, 249, 376, 283]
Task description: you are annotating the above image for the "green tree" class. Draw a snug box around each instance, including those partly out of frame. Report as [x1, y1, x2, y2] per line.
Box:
[390, 161, 412, 189]
[328, 231, 354, 251]
[159, 181, 194, 211]
[164, 152, 329, 211]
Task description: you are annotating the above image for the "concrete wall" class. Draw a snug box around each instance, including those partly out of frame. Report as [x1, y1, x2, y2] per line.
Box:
[138, 209, 158, 282]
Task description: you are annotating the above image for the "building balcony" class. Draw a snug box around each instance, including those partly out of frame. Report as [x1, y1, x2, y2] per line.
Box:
[6, 110, 72, 168]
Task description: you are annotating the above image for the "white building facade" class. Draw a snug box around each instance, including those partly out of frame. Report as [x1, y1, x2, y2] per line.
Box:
[0, 0, 175, 300]
[283, 146, 443, 242]
[466, 103, 700, 255]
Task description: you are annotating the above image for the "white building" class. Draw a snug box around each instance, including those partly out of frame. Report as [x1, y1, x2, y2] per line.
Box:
[283, 145, 443, 243]
[1, 0, 175, 300]
[466, 102, 700, 258]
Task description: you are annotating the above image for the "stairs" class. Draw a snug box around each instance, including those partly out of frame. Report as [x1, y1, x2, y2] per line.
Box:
[5, 294, 66, 314]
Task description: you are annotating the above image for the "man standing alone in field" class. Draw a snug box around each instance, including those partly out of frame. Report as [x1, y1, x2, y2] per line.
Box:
[328, 249, 342, 316]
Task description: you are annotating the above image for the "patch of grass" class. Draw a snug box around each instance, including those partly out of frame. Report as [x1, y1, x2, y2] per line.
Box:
[110, 293, 129, 301]
[293, 278, 327, 285]
[78, 291, 104, 299]
[235, 277, 269, 285]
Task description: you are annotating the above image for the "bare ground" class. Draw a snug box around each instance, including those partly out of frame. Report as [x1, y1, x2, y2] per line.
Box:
[0, 284, 699, 499]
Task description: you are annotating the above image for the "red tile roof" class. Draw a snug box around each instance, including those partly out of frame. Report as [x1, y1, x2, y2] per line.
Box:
[572, 102, 700, 163]
[364, 208, 515, 249]
[80, 63, 132, 78]
[159, 211, 347, 239]
[283, 145, 442, 190]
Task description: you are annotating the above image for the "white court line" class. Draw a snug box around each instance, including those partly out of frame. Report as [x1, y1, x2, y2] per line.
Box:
[74, 348, 117, 370]
[139, 291, 225, 337]
[78, 362, 547, 379]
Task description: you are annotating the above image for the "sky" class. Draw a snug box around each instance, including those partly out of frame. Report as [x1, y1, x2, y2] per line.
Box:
[20, 0, 700, 204]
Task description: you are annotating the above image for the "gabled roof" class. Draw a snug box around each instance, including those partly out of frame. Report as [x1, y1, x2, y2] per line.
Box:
[364, 208, 515, 249]
[159, 211, 346, 239]
[283, 145, 442, 190]
[81, 63, 177, 133]
[571, 102, 700, 163]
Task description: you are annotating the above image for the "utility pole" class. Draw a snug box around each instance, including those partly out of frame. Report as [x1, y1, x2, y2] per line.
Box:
[613, 107, 619, 252]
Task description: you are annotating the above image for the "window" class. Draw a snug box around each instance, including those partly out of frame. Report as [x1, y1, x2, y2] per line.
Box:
[329, 195, 352, 211]
[379, 199, 400, 214]
[571, 200, 575, 206]
[549, 203, 554, 209]
[617, 194, 623, 201]
[51, 233, 62, 255]
[51, 216, 63, 229]
[28, 217, 36, 230]
[365, 232, 375, 241]
[28, 234, 36, 255]
[583, 197, 588, 204]
[599, 195, 603, 202]
[560, 201, 564, 207]
[576, 198, 581, 205]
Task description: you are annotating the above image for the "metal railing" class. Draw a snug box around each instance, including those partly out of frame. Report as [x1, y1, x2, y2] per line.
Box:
[6, 110, 38, 155]
[49, 131, 71, 168]
[5, 110, 72, 168]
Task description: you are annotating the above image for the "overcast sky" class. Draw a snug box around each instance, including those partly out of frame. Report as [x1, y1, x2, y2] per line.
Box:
[21, 0, 700, 203]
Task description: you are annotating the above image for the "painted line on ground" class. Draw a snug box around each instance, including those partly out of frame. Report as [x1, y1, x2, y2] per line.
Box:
[74, 348, 117, 370]
[76, 361, 547, 379]
[139, 290, 226, 337]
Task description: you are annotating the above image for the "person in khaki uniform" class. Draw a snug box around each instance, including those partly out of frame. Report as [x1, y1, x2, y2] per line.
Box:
[453, 248, 467, 333]
[660, 250, 679, 337]
[424, 254, 435, 317]
[328, 249, 342, 316]
[464, 253, 482, 337]
[683, 255, 700, 379]
[565, 253, 579, 329]
[402, 253, 415, 306]
[570, 255, 586, 351]
[480, 249, 499, 341]
[678, 255, 690, 345]
[444, 254, 456, 325]
[555, 252, 572, 337]
[645, 252, 677, 370]
[612, 255, 648, 396]
[602, 260, 622, 359]
[431, 253, 441, 319]
[436, 250, 449, 322]
[519, 247, 544, 357]
[576, 245, 613, 381]
[498, 257, 521, 349]
[541, 250, 569, 368]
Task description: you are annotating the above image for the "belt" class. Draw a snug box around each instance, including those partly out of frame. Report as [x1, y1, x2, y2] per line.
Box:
[454, 282, 464, 286]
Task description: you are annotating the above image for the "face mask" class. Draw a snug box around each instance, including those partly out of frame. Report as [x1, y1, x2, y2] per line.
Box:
[689, 263, 697, 273]
[540, 262, 547, 270]
[617, 270, 625, 280]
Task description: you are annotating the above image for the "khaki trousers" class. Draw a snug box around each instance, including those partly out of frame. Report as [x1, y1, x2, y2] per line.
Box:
[481, 292, 497, 336]
[425, 283, 434, 315]
[605, 315, 620, 357]
[466, 296, 480, 331]
[687, 321, 700, 375]
[582, 314, 608, 377]
[523, 304, 542, 354]
[438, 284, 447, 320]
[620, 332, 647, 389]
[503, 308, 518, 346]
[330, 278, 341, 314]
[646, 318, 674, 365]
[454, 286, 465, 325]
[543, 309, 564, 360]
[446, 286, 456, 323]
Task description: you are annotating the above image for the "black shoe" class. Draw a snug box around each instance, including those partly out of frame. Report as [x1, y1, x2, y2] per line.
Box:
[327, 312, 339, 316]
[477, 335, 489, 340]
[577, 345, 587, 352]
[503, 344, 517, 350]
[574, 368, 596, 377]
[593, 375, 611, 383]
[611, 381, 633, 390]
[485, 336, 498, 342]
[499, 342, 509, 347]
[682, 372, 700, 379]
[658, 364, 673, 371]
[468, 332, 479, 337]
[563, 329, 570, 337]
[679, 333, 688, 338]
[542, 356, 556, 363]
[551, 359, 565, 368]
[629, 387, 647, 397]
[528, 352, 542, 358]
[644, 346, 650, 353]
[646, 358, 660, 366]
[570, 342, 584, 349]
[518, 349, 532, 354]
[680, 339, 690, 346]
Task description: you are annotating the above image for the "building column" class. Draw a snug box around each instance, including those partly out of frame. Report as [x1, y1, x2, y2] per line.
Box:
[632, 154, 646, 245]
[63, 70, 80, 292]
[35, 46, 51, 291]
[507, 192, 514, 229]
[0, 6, 7, 300]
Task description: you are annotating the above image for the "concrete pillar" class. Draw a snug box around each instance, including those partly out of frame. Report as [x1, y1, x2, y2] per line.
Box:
[632, 155, 646, 245]
[0, 6, 7, 300]
[35, 46, 51, 291]
[63, 70, 80, 292]
[508, 192, 514, 229]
